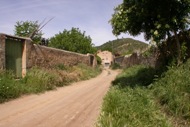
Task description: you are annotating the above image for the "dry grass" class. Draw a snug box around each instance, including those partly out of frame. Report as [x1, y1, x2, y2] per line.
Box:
[0, 64, 101, 103]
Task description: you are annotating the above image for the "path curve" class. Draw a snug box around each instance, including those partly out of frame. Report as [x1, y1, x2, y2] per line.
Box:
[0, 69, 119, 127]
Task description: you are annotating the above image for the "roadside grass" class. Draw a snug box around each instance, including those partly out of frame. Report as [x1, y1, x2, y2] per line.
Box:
[151, 60, 190, 126]
[112, 65, 156, 88]
[0, 64, 101, 103]
[97, 61, 190, 127]
[72, 64, 102, 80]
[0, 71, 21, 103]
[97, 86, 172, 127]
[97, 65, 171, 127]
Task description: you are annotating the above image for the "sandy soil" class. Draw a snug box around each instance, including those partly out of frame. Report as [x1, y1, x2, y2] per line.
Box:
[0, 69, 119, 127]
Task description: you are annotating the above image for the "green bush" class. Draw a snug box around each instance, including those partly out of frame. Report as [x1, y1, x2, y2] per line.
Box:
[74, 64, 102, 80]
[21, 67, 57, 93]
[111, 63, 121, 70]
[96, 55, 102, 65]
[0, 71, 21, 103]
[142, 45, 157, 57]
[112, 65, 156, 88]
[0, 68, 58, 103]
[54, 63, 67, 70]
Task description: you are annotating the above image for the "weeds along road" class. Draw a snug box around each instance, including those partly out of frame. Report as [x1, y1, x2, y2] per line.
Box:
[0, 69, 119, 127]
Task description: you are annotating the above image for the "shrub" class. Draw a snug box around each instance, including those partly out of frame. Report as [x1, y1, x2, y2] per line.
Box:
[54, 64, 67, 70]
[96, 55, 102, 65]
[111, 63, 121, 70]
[112, 65, 156, 88]
[21, 67, 58, 93]
[73, 64, 102, 80]
[0, 71, 21, 103]
[142, 45, 157, 57]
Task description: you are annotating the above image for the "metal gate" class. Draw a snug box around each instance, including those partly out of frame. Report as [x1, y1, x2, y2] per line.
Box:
[5, 38, 23, 77]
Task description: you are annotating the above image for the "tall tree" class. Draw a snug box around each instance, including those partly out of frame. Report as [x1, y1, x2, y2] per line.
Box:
[110, 0, 190, 64]
[14, 20, 43, 43]
[49, 27, 96, 54]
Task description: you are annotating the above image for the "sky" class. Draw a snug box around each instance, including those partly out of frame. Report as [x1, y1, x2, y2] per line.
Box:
[0, 0, 148, 46]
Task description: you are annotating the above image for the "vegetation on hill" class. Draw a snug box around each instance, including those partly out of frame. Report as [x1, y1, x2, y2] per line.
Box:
[96, 38, 148, 56]
[0, 64, 101, 103]
[97, 60, 190, 126]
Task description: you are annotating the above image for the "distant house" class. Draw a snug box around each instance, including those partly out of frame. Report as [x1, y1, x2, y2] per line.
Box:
[97, 50, 113, 68]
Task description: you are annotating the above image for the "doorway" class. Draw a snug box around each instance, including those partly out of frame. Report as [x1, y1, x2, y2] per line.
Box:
[5, 38, 23, 77]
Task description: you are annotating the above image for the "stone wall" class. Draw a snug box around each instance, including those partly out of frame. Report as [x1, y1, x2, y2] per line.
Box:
[114, 56, 124, 65]
[0, 33, 96, 76]
[0, 34, 5, 69]
[26, 44, 95, 69]
[121, 53, 141, 67]
[115, 50, 158, 68]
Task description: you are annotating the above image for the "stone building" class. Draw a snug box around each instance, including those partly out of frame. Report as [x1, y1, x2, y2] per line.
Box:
[97, 50, 113, 68]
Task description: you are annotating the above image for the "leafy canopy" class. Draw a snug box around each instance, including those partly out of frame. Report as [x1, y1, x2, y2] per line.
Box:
[14, 20, 43, 43]
[110, 0, 190, 42]
[49, 27, 96, 54]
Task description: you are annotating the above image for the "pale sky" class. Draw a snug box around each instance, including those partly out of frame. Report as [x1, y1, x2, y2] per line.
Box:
[0, 0, 148, 46]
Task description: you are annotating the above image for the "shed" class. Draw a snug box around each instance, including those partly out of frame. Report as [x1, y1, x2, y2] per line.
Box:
[0, 33, 32, 77]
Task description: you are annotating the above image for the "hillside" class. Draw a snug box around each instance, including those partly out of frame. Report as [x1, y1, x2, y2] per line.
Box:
[96, 38, 148, 56]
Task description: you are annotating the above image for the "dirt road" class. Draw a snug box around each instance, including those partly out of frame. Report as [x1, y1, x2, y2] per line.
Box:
[0, 69, 119, 127]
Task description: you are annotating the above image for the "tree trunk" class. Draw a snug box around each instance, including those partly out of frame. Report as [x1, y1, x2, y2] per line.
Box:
[174, 30, 181, 66]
